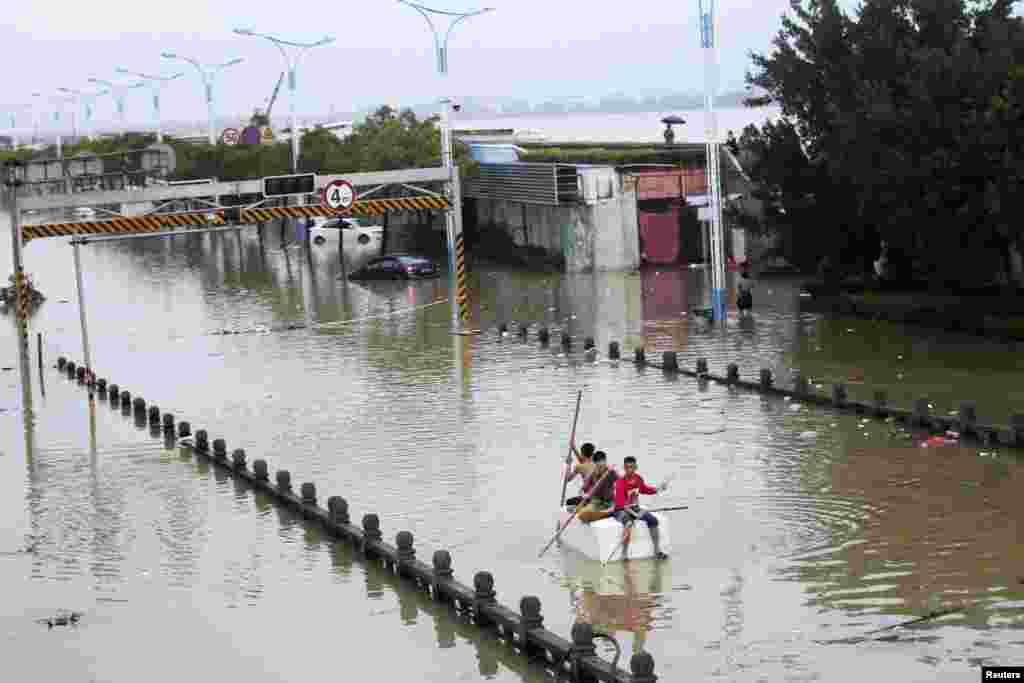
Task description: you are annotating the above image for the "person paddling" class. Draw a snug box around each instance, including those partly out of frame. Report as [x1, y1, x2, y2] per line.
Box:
[577, 451, 619, 523]
[612, 456, 668, 560]
[564, 440, 596, 507]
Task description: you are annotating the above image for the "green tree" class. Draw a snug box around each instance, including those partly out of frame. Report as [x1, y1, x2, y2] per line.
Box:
[744, 0, 1024, 287]
[298, 105, 476, 178]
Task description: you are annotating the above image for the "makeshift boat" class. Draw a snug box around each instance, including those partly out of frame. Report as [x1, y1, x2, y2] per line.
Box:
[557, 505, 671, 562]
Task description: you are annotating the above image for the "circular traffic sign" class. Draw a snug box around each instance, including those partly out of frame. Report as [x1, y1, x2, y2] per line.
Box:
[221, 128, 239, 146]
[322, 179, 356, 210]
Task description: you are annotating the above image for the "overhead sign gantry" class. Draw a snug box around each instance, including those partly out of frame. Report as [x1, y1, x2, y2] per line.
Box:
[4, 144, 467, 392]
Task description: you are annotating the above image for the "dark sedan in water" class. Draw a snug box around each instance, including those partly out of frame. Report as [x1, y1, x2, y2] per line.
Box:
[346, 255, 441, 281]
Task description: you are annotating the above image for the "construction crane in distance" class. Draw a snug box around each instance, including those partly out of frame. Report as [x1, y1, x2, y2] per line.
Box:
[264, 71, 284, 123]
[248, 72, 283, 127]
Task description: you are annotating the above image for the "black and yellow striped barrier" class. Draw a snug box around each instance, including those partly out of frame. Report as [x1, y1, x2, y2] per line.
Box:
[455, 232, 470, 322]
[23, 212, 226, 242]
[244, 196, 450, 222]
[22, 196, 451, 243]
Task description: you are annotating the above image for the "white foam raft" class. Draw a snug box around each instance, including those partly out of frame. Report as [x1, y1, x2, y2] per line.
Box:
[556, 505, 671, 562]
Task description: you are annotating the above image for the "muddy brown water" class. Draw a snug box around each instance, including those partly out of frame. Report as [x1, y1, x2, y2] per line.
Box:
[1, 214, 1022, 681]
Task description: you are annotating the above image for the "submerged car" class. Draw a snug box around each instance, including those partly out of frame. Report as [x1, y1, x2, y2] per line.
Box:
[346, 255, 440, 281]
[308, 216, 381, 247]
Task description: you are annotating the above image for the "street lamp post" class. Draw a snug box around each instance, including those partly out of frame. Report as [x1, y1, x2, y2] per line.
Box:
[115, 68, 184, 143]
[161, 53, 244, 145]
[232, 29, 334, 172]
[698, 0, 728, 323]
[397, 1, 493, 330]
[49, 94, 79, 158]
[31, 93, 42, 144]
[3, 104, 31, 149]
[88, 78, 146, 136]
[58, 87, 108, 141]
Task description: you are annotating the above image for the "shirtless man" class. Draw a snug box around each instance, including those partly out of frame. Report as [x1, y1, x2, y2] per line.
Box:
[564, 440, 596, 507]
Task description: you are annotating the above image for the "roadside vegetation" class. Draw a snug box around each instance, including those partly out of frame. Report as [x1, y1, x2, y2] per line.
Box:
[0, 106, 476, 183]
[735, 0, 1024, 290]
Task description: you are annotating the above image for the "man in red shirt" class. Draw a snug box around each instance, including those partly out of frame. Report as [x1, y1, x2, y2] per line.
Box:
[612, 456, 668, 560]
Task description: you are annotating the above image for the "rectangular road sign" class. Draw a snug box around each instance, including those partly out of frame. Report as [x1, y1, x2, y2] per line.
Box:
[262, 173, 316, 198]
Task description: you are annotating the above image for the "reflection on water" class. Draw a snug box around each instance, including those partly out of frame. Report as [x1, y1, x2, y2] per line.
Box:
[565, 555, 667, 654]
[3, 210, 1024, 682]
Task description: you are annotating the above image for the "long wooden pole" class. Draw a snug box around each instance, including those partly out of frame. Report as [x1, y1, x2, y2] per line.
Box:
[604, 508, 640, 565]
[539, 466, 611, 558]
[558, 390, 583, 508]
[37, 332, 44, 396]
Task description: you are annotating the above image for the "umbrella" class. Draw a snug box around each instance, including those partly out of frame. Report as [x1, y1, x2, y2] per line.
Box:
[661, 115, 686, 125]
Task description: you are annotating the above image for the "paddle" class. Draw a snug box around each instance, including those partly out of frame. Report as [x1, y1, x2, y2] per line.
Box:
[538, 467, 613, 558]
[558, 390, 584, 509]
[646, 505, 689, 513]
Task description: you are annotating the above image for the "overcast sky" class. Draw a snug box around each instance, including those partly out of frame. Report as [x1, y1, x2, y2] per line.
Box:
[0, 0, 968, 130]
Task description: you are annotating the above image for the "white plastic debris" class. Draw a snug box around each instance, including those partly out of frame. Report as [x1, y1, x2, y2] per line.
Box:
[799, 431, 818, 439]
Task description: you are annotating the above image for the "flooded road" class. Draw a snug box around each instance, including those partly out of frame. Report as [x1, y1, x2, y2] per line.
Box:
[2, 212, 1022, 681]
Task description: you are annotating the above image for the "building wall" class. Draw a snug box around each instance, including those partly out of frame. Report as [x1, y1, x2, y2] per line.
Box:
[472, 183, 639, 273]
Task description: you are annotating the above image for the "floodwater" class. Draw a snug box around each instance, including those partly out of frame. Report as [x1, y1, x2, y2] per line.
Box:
[2, 212, 1023, 682]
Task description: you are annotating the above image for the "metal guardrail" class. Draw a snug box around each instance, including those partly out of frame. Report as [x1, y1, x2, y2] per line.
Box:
[462, 163, 580, 205]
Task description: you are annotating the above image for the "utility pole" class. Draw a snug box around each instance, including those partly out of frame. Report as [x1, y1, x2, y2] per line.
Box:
[397, 0, 494, 332]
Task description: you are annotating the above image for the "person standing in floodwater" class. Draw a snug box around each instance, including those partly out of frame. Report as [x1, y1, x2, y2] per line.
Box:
[737, 268, 753, 315]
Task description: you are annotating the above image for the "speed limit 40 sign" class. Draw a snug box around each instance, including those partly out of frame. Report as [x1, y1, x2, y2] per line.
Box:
[322, 179, 356, 211]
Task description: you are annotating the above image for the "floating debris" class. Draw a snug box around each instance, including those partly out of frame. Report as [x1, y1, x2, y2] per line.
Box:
[36, 611, 83, 629]
[798, 431, 818, 439]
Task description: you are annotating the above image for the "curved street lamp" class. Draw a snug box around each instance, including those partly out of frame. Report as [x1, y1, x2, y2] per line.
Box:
[396, 1, 494, 330]
[161, 53, 245, 145]
[31, 93, 43, 144]
[3, 103, 32, 148]
[115, 68, 184, 143]
[58, 86, 109, 141]
[88, 78, 146, 135]
[232, 29, 334, 172]
[697, 0, 727, 323]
